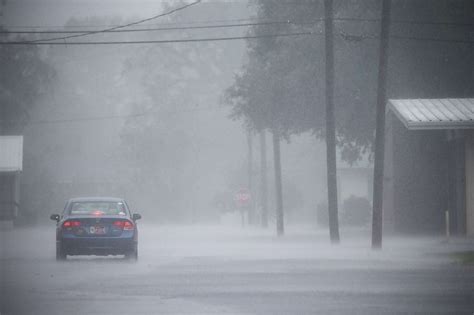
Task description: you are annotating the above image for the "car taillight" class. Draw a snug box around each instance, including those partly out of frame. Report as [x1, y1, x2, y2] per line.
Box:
[123, 221, 134, 230]
[113, 220, 134, 230]
[63, 220, 81, 228]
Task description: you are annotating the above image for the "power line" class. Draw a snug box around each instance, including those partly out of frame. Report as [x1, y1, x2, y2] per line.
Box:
[335, 17, 474, 28]
[25, 0, 202, 43]
[4, 16, 474, 32]
[389, 34, 474, 45]
[0, 20, 317, 35]
[343, 30, 474, 43]
[2, 31, 472, 46]
[12, 106, 226, 126]
[2, 17, 267, 30]
[339, 32, 474, 45]
[3, 17, 286, 30]
[0, 31, 319, 45]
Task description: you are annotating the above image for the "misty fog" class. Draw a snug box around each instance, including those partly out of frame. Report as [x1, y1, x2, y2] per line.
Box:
[2, 0, 337, 225]
[1, 1, 473, 314]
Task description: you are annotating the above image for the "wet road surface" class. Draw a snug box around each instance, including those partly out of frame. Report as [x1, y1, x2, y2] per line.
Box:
[1, 224, 473, 314]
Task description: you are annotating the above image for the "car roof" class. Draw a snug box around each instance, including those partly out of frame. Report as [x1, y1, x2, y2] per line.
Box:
[68, 197, 125, 203]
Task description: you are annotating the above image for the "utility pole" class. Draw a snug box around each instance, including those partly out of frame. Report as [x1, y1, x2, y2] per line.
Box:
[247, 129, 254, 224]
[372, 0, 391, 249]
[324, 0, 340, 243]
[0, 0, 6, 28]
[272, 129, 284, 236]
[260, 130, 268, 228]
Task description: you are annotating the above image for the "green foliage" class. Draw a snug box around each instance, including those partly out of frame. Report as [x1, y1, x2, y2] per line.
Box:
[226, 0, 380, 163]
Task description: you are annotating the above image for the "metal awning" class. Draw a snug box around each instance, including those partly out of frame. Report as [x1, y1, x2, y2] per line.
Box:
[388, 98, 474, 130]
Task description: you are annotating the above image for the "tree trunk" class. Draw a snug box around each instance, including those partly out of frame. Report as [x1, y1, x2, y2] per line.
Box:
[272, 130, 284, 236]
[247, 129, 254, 224]
[260, 130, 268, 228]
[372, 0, 392, 249]
[324, 0, 340, 243]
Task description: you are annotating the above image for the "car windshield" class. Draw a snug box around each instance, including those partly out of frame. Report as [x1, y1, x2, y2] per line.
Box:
[69, 201, 127, 216]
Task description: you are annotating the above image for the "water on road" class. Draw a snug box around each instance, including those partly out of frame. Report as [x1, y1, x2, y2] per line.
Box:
[1, 224, 473, 314]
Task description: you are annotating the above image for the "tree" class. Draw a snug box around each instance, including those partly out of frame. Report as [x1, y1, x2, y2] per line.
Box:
[272, 129, 284, 235]
[371, 0, 391, 249]
[227, 0, 382, 161]
[323, 0, 340, 243]
[1, 0, 55, 134]
[117, 2, 249, 222]
[226, 1, 323, 235]
[226, 0, 376, 238]
[0, 34, 55, 134]
[259, 130, 268, 227]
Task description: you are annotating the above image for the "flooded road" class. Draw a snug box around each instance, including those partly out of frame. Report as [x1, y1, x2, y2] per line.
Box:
[1, 224, 473, 314]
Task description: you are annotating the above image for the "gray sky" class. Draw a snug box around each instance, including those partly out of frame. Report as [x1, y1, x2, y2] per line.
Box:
[2, 0, 249, 28]
[3, 0, 169, 27]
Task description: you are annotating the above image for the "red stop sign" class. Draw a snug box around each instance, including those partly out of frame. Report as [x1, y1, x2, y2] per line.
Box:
[235, 189, 251, 205]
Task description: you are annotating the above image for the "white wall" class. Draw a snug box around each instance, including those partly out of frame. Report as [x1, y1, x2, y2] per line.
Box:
[0, 136, 23, 172]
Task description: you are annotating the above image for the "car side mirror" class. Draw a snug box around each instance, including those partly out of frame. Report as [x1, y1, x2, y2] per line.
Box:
[50, 214, 60, 222]
[132, 213, 142, 221]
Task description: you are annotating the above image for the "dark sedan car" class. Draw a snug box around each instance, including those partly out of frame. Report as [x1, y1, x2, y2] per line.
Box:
[50, 197, 141, 261]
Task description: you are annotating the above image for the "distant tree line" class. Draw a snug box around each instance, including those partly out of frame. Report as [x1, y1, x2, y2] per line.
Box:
[0, 30, 55, 134]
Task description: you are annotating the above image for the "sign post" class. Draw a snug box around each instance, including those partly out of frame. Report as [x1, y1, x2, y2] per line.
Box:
[235, 189, 251, 226]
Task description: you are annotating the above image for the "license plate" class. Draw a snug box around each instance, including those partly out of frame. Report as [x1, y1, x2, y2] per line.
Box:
[90, 226, 106, 235]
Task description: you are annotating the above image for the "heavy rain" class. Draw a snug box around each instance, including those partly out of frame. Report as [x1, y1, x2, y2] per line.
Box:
[1, 1, 473, 314]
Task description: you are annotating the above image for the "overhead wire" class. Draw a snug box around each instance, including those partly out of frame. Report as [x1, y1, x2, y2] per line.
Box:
[0, 31, 319, 45]
[23, 0, 202, 43]
[3, 16, 474, 33]
[389, 35, 474, 45]
[2, 31, 473, 46]
[337, 32, 474, 44]
[0, 17, 471, 46]
[11, 106, 228, 126]
[334, 17, 474, 28]
[0, 20, 318, 34]
[2, 17, 270, 30]
[1, 15, 471, 125]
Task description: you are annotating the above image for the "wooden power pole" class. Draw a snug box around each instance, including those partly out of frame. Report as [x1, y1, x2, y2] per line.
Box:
[372, 0, 392, 249]
[247, 129, 254, 224]
[324, 0, 340, 243]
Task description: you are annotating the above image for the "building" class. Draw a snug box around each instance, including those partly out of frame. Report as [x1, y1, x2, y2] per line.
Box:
[384, 98, 474, 236]
[0, 136, 23, 221]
